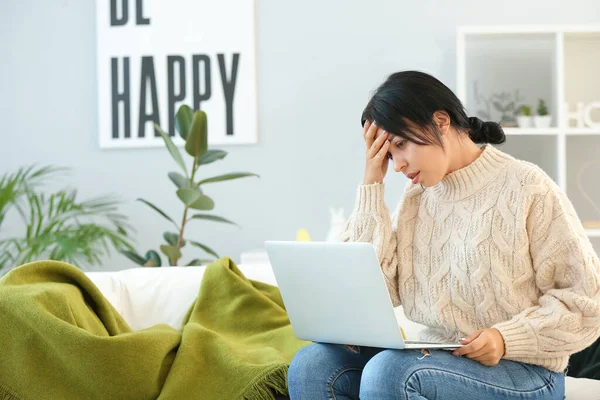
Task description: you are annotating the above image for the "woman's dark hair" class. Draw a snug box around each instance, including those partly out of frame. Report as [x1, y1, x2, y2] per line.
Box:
[361, 71, 506, 146]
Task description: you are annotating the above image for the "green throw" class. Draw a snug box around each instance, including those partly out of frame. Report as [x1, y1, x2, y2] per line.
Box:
[0, 258, 312, 400]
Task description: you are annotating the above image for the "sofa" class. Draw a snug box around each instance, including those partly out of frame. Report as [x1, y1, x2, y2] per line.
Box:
[86, 262, 600, 399]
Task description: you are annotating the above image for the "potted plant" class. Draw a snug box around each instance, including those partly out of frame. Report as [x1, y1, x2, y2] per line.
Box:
[534, 99, 552, 128]
[517, 105, 533, 128]
[121, 105, 259, 267]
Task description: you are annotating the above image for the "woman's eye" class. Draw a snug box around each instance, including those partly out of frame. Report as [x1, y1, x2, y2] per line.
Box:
[396, 140, 407, 148]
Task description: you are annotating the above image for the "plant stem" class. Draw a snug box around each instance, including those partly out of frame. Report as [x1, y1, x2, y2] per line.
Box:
[174, 155, 199, 265]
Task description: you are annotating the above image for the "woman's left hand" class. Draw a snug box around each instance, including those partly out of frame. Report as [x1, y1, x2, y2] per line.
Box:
[452, 328, 505, 366]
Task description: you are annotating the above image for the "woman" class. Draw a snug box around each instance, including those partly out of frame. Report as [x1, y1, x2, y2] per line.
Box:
[287, 71, 600, 399]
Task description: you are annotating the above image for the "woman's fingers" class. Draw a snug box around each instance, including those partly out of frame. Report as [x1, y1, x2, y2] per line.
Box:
[462, 344, 489, 360]
[374, 139, 390, 160]
[367, 130, 388, 158]
[364, 121, 378, 148]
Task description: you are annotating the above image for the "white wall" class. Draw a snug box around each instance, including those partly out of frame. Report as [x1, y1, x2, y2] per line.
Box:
[1, 0, 599, 271]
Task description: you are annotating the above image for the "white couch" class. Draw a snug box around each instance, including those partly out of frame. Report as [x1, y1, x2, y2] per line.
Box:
[86, 263, 600, 399]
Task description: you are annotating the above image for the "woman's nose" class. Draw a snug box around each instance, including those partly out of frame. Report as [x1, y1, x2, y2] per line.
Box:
[393, 157, 406, 173]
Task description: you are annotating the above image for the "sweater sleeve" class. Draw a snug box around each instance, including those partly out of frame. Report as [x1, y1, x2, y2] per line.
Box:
[339, 183, 402, 306]
[493, 181, 600, 364]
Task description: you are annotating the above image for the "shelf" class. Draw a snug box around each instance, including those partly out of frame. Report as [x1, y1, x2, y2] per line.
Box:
[503, 128, 560, 135]
[462, 34, 557, 126]
[459, 25, 600, 36]
[502, 128, 600, 135]
[566, 136, 600, 226]
[564, 32, 600, 129]
[565, 128, 600, 135]
[586, 229, 600, 238]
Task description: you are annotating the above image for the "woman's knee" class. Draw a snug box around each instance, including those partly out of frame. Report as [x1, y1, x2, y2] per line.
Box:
[360, 350, 422, 399]
[289, 343, 355, 380]
[288, 343, 364, 398]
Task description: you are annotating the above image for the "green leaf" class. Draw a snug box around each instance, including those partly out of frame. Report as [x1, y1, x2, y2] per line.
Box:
[168, 172, 190, 189]
[188, 214, 238, 226]
[175, 105, 193, 140]
[186, 259, 214, 266]
[176, 188, 214, 210]
[143, 250, 162, 267]
[197, 173, 259, 186]
[185, 110, 208, 157]
[137, 198, 178, 227]
[160, 244, 181, 261]
[197, 150, 228, 166]
[121, 250, 145, 265]
[189, 241, 219, 258]
[155, 124, 188, 177]
[163, 232, 181, 246]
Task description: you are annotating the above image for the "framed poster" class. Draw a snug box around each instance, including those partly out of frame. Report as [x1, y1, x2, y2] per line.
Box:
[96, 0, 257, 148]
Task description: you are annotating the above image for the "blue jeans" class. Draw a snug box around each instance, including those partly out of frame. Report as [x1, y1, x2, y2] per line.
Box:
[288, 343, 565, 399]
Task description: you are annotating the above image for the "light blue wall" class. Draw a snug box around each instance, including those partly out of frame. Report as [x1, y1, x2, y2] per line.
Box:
[1, 0, 599, 270]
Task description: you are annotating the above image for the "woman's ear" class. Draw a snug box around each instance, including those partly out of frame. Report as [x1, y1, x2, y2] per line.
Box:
[433, 111, 451, 136]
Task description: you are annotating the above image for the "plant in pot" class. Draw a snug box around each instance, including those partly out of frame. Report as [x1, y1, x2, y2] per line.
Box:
[121, 105, 259, 267]
[516, 105, 533, 128]
[534, 99, 552, 128]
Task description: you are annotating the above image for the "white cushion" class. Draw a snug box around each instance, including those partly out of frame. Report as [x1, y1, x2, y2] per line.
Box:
[565, 376, 600, 399]
[86, 263, 277, 331]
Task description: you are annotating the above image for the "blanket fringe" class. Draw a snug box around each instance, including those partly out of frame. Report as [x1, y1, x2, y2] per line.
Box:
[243, 366, 289, 400]
[0, 384, 21, 400]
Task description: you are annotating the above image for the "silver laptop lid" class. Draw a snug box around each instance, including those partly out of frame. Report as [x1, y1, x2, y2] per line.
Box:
[264, 241, 406, 349]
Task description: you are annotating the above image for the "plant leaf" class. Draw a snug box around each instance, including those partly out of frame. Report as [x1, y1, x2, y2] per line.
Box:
[188, 214, 238, 226]
[143, 250, 162, 267]
[185, 110, 208, 157]
[121, 250, 145, 265]
[155, 124, 188, 177]
[160, 244, 182, 261]
[189, 241, 219, 258]
[176, 189, 215, 210]
[137, 198, 178, 228]
[168, 172, 190, 189]
[175, 105, 193, 140]
[163, 232, 181, 246]
[197, 150, 228, 166]
[197, 173, 259, 186]
[186, 259, 214, 266]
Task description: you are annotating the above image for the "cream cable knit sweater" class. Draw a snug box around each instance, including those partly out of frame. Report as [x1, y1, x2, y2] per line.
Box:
[341, 145, 600, 372]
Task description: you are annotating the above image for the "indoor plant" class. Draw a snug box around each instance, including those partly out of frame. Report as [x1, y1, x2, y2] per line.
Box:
[517, 104, 533, 128]
[0, 165, 135, 272]
[122, 105, 258, 267]
[534, 99, 552, 128]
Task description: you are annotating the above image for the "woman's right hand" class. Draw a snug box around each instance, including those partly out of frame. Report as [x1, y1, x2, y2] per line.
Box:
[363, 120, 391, 185]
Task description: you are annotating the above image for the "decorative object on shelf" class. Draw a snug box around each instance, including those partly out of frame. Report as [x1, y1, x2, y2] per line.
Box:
[533, 99, 552, 128]
[325, 207, 346, 242]
[121, 104, 259, 267]
[577, 160, 600, 230]
[565, 101, 600, 129]
[472, 81, 523, 127]
[516, 105, 533, 128]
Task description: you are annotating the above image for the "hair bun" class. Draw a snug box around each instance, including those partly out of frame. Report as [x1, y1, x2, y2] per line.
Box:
[468, 117, 506, 145]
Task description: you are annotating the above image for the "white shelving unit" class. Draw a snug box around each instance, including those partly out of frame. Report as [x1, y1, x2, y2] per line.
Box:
[457, 25, 600, 245]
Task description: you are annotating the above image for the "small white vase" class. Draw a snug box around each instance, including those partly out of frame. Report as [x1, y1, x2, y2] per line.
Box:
[533, 115, 552, 128]
[516, 116, 533, 128]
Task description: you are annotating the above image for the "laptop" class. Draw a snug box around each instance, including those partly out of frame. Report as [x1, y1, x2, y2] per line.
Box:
[264, 241, 461, 350]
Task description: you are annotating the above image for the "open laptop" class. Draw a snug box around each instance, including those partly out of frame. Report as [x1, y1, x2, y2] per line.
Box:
[264, 241, 461, 350]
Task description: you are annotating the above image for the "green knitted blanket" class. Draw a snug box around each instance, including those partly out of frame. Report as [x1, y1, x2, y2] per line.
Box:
[0, 258, 311, 400]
